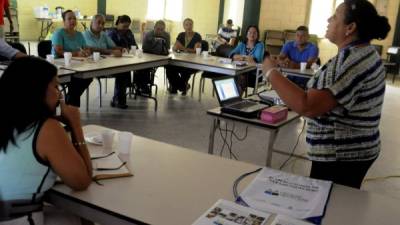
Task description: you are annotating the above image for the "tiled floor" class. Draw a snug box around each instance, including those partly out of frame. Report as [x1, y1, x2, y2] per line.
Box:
[77, 69, 400, 200]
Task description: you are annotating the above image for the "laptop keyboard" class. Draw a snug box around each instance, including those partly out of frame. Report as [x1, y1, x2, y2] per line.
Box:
[229, 101, 257, 109]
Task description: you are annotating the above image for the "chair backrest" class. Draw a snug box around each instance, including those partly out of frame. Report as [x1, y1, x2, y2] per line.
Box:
[265, 30, 285, 39]
[37, 40, 52, 58]
[284, 30, 297, 42]
[0, 199, 42, 221]
[131, 19, 141, 33]
[104, 14, 114, 29]
[215, 44, 234, 58]
[201, 40, 209, 52]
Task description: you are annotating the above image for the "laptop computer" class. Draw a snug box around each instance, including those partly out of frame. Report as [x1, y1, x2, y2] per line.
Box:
[212, 77, 268, 118]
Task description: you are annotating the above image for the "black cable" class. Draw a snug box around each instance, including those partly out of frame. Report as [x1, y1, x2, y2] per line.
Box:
[218, 122, 228, 156]
[218, 122, 248, 160]
[279, 119, 306, 170]
[218, 124, 249, 141]
[233, 168, 263, 199]
[229, 123, 237, 160]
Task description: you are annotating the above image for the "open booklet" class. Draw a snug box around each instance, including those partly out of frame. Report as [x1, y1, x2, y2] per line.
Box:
[236, 168, 332, 225]
[192, 199, 271, 225]
[90, 151, 133, 181]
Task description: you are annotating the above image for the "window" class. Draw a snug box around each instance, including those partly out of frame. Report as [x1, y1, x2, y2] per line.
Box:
[146, 0, 182, 22]
[308, 0, 344, 38]
[165, 0, 183, 21]
[146, 0, 165, 20]
[223, 0, 244, 28]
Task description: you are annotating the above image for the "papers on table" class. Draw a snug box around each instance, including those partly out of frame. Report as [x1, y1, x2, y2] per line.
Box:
[192, 199, 271, 225]
[237, 168, 332, 224]
[85, 132, 103, 145]
[86, 131, 133, 181]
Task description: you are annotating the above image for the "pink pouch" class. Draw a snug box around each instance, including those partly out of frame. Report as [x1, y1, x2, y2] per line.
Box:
[260, 106, 288, 123]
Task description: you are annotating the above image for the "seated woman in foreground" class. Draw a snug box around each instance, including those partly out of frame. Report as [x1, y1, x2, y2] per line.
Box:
[0, 57, 92, 224]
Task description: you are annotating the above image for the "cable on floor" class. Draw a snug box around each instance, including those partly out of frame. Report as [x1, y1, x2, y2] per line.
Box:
[279, 119, 306, 170]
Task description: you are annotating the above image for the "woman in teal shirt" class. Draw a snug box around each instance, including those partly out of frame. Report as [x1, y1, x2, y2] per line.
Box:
[52, 10, 92, 107]
[229, 25, 264, 94]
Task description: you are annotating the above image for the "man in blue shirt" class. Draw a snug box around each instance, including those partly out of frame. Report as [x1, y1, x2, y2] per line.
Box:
[278, 26, 318, 88]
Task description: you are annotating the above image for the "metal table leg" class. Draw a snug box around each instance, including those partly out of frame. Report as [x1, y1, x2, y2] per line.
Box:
[86, 88, 90, 112]
[208, 118, 218, 154]
[265, 130, 278, 167]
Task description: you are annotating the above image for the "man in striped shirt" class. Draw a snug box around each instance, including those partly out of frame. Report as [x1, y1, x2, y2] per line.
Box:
[262, 0, 391, 189]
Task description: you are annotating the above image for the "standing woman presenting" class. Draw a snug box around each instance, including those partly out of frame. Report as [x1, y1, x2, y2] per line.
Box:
[262, 0, 390, 189]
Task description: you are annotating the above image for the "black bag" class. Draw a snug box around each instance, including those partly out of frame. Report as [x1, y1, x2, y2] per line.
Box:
[143, 37, 169, 56]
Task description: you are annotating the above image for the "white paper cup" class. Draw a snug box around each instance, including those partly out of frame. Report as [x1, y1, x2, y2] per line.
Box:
[195, 48, 201, 55]
[300, 62, 307, 71]
[46, 54, 54, 64]
[118, 132, 132, 155]
[64, 52, 72, 66]
[130, 45, 137, 55]
[101, 130, 115, 154]
[93, 52, 100, 62]
[202, 51, 209, 58]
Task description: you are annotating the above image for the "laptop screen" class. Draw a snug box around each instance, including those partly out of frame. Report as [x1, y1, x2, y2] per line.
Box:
[214, 78, 240, 102]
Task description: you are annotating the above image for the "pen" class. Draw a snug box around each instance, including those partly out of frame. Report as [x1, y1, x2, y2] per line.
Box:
[95, 162, 127, 171]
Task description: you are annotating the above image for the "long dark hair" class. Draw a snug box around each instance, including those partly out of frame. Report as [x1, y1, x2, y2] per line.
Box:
[343, 0, 390, 42]
[0, 57, 57, 151]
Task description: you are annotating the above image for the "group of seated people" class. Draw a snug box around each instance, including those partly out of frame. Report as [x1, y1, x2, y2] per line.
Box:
[213, 22, 319, 94]
[51, 10, 172, 109]
[51, 9, 320, 107]
[0, 10, 320, 110]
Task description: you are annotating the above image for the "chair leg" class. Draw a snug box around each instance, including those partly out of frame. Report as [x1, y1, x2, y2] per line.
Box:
[201, 77, 205, 93]
[253, 79, 259, 95]
[191, 73, 196, 97]
[199, 77, 203, 101]
[105, 78, 108, 94]
[393, 74, 396, 83]
[164, 68, 168, 89]
[154, 84, 158, 96]
[86, 88, 89, 112]
[96, 78, 102, 108]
